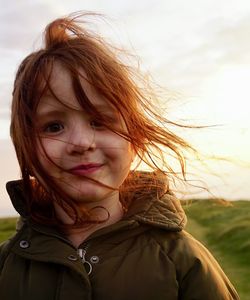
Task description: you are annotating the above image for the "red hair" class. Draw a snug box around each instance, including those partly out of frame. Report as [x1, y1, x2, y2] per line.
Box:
[11, 12, 195, 226]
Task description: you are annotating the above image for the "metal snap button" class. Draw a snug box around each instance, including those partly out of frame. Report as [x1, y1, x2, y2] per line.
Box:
[67, 255, 78, 261]
[90, 256, 99, 264]
[19, 240, 30, 249]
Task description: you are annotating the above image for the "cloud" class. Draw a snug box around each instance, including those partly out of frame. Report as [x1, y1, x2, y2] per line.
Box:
[0, 1, 55, 49]
[135, 7, 250, 92]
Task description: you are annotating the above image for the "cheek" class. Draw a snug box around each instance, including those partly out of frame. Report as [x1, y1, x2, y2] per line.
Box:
[37, 138, 61, 168]
[107, 139, 134, 168]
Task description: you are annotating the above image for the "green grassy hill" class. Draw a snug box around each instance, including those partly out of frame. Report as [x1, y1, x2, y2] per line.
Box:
[0, 217, 17, 242]
[183, 199, 250, 300]
[0, 200, 249, 299]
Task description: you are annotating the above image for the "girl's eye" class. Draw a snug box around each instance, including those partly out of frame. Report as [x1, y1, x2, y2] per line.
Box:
[90, 120, 104, 129]
[44, 122, 64, 133]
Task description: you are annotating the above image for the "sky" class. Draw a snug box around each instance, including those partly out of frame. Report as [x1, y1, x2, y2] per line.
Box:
[1, 0, 250, 216]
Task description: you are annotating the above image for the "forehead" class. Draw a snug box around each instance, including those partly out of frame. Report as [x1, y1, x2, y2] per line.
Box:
[37, 61, 113, 113]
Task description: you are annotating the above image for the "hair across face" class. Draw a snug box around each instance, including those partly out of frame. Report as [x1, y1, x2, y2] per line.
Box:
[36, 61, 134, 205]
[10, 13, 193, 225]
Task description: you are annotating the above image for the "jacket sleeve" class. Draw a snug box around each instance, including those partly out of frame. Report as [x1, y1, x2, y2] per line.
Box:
[168, 231, 240, 300]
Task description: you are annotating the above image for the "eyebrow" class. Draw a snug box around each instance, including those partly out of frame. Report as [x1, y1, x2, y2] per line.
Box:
[36, 109, 67, 119]
[94, 104, 116, 113]
[37, 103, 117, 117]
[37, 94, 117, 117]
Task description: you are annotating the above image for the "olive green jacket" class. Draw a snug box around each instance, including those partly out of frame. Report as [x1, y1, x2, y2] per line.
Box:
[0, 180, 239, 300]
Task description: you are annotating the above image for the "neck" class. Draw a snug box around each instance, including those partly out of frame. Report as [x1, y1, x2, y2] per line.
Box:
[55, 192, 124, 247]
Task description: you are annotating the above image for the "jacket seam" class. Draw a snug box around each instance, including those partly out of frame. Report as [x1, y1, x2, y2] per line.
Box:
[147, 230, 178, 274]
[54, 266, 64, 300]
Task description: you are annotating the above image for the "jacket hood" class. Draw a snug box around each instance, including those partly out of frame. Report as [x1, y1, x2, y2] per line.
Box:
[6, 175, 186, 232]
[6, 180, 28, 218]
[126, 192, 186, 231]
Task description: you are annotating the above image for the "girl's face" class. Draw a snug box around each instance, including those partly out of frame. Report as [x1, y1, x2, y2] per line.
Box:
[36, 62, 134, 205]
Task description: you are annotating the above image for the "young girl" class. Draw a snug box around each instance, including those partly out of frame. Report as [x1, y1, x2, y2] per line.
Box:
[0, 13, 239, 300]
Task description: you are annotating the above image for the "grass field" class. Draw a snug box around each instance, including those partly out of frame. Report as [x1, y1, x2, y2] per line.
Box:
[183, 199, 250, 300]
[0, 199, 249, 299]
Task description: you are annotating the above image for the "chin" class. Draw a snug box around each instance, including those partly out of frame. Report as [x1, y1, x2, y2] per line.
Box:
[64, 185, 111, 203]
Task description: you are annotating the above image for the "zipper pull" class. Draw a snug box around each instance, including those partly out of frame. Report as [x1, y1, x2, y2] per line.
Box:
[78, 248, 93, 275]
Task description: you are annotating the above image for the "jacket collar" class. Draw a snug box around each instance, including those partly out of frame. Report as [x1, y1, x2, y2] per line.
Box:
[6, 177, 186, 233]
[126, 192, 186, 231]
[6, 180, 29, 218]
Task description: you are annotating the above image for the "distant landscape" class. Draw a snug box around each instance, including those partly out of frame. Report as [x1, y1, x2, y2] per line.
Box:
[0, 199, 249, 299]
[183, 199, 250, 300]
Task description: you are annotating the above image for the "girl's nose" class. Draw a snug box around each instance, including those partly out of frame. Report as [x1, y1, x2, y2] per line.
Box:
[66, 122, 96, 154]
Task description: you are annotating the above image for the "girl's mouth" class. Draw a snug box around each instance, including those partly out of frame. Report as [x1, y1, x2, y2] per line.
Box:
[68, 163, 103, 176]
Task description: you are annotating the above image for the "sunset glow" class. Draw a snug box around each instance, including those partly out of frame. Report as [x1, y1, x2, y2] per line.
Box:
[1, 0, 250, 216]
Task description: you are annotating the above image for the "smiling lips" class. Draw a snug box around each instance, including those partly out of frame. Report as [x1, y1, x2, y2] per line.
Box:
[69, 163, 103, 176]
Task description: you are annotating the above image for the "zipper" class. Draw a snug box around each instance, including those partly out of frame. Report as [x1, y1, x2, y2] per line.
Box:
[77, 244, 93, 275]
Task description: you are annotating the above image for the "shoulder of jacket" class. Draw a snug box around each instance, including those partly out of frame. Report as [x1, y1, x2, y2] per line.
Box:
[148, 229, 237, 287]
[157, 230, 240, 299]
[147, 229, 214, 271]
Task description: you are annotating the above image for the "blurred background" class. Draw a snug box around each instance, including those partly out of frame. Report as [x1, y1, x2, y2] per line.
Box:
[1, 0, 250, 216]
